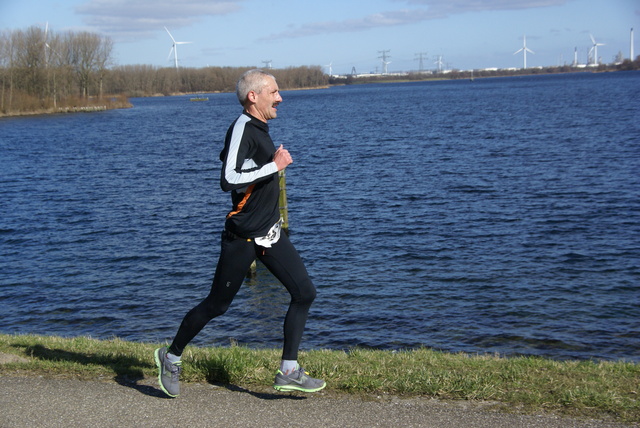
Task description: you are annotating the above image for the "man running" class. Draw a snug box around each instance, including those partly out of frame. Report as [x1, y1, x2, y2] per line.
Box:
[154, 69, 325, 397]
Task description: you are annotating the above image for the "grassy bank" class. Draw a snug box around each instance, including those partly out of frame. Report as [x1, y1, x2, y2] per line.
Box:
[0, 95, 132, 118]
[0, 334, 637, 422]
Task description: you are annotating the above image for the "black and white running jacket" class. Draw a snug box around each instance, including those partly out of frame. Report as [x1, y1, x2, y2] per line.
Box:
[219, 111, 280, 239]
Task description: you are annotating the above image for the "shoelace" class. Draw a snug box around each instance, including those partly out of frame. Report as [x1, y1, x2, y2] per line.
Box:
[166, 360, 182, 373]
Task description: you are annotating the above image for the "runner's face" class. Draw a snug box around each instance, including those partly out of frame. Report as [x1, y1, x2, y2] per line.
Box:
[252, 77, 282, 122]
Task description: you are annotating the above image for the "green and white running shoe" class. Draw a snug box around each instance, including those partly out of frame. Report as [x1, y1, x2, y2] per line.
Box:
[273, 367, 326, 393]
[154, 347, 181, 398]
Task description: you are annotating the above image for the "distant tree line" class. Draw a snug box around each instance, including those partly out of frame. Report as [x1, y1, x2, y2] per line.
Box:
[108, 64, 328, 98]
[0, 26, 328, 116]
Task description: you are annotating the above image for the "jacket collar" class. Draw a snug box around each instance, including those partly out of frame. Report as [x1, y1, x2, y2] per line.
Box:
[242, 110, 269, 131]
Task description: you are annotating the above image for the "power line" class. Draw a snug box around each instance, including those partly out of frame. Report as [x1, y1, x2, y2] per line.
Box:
[378, 50, 391, 74]
[415, 51, 428, 72]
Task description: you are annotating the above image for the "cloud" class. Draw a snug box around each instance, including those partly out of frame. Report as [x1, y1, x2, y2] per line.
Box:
[395, 0, 571, 13]
[261, 9, 436, 41]
[76, 0, 243, 38]
[262, 0, 571, 40]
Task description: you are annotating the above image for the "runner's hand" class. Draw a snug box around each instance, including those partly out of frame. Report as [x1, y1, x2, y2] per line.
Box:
[274, 144, 293, 171]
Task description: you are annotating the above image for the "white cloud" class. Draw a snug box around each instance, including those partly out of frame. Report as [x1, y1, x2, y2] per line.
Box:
[76, 0, 243, 37]
[262, 0, 572, 41]
[395, 0, 570, 13]
[260, 9, 435, 41]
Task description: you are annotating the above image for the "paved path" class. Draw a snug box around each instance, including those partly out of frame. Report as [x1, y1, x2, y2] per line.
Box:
[1, 375, 636, 428]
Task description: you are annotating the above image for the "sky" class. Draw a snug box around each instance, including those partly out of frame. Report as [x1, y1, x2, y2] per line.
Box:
[1, 0, 638, 74]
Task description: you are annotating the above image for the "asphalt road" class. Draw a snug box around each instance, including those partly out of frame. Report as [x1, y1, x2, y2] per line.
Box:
[0, 375, 636, 428]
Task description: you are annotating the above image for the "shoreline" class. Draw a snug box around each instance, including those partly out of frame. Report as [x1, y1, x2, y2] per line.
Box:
[4, 68, 635, 118]
[0, 101, 133, 119]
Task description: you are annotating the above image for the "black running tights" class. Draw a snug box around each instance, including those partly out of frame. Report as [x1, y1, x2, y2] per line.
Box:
[168, 231, 316, 360]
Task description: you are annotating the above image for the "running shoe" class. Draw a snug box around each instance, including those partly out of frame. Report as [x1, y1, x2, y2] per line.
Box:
[154, 347, 182, 398]
[273, 367, 326, 393]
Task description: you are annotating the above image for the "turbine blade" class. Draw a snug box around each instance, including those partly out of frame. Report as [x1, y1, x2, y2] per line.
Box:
[165, 27, 176, 43]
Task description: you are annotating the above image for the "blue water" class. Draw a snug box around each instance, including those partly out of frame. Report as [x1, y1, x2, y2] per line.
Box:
[1, 72, 639, 362]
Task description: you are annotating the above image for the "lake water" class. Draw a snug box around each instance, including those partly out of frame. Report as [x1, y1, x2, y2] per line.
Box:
[1, 71, 639, 362]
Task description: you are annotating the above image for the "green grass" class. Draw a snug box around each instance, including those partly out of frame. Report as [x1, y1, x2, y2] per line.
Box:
[0, 334, 638, 422]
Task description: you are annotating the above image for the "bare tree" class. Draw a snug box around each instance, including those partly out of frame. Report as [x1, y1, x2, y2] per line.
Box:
[94, 36, 113, 99]
[67, 31, 98, 98]
[13, 27, 47, 102]
[0, 31, 15, 112]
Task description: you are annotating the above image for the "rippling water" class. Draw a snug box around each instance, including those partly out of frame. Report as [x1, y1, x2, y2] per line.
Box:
[1, 71, 639, 361]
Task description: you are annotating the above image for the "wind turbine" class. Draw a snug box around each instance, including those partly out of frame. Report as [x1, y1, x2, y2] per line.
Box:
[165, 27, 191, 69]
[378, 50, 391, 74]
[42, 22, 63, 108]
[42, 22, 62, 66]
[382, 59, 391, 74]
[514, 35, 534, 69]
[434, 55, 443, 73]
[589, 34, 604, 65]
[325, 61, 333, 76]
[43, 22, 51, 66]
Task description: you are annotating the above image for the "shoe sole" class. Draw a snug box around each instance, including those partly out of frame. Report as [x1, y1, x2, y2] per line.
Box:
[154, 348, 179, 398]
[273, 382, 326, 393]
